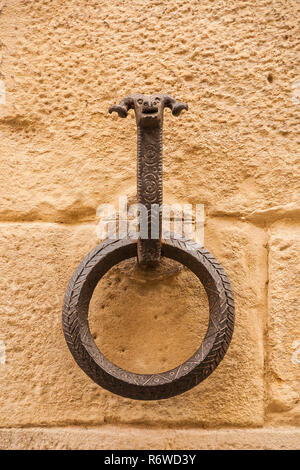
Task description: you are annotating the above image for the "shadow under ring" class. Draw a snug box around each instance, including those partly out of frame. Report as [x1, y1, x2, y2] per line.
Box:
[62, 237, 234, 400]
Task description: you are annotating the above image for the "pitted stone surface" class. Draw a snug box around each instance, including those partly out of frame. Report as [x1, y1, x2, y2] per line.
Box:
[0, 0, 299, 222]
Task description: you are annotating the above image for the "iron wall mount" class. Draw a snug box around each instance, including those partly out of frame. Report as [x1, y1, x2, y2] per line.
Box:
[109, 93, 188, 268]
[62, 94, 235, 400]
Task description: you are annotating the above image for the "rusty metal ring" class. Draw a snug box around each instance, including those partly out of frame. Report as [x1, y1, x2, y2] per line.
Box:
[62, 237, 234, 400]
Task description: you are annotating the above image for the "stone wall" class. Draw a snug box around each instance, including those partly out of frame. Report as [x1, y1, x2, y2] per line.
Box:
[0, 0, 299, 449]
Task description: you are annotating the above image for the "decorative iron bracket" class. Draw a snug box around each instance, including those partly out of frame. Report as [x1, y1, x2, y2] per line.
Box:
[109, 94, 188, 268]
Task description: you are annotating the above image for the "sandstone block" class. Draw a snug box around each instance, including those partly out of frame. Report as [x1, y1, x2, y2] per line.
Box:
[266, 221, 300, 425]
[0, 1, 299, 223]
[0, 220, 266, 426]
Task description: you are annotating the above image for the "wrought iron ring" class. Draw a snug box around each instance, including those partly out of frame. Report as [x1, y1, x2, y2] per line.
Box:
[62, 236, 234, 400]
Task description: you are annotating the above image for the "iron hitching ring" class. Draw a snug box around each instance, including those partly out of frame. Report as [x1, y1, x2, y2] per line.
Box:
[62, 94, 235, 400]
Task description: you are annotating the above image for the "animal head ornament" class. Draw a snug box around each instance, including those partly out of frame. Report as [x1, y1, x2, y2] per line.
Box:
[109, 93, 188, 127]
